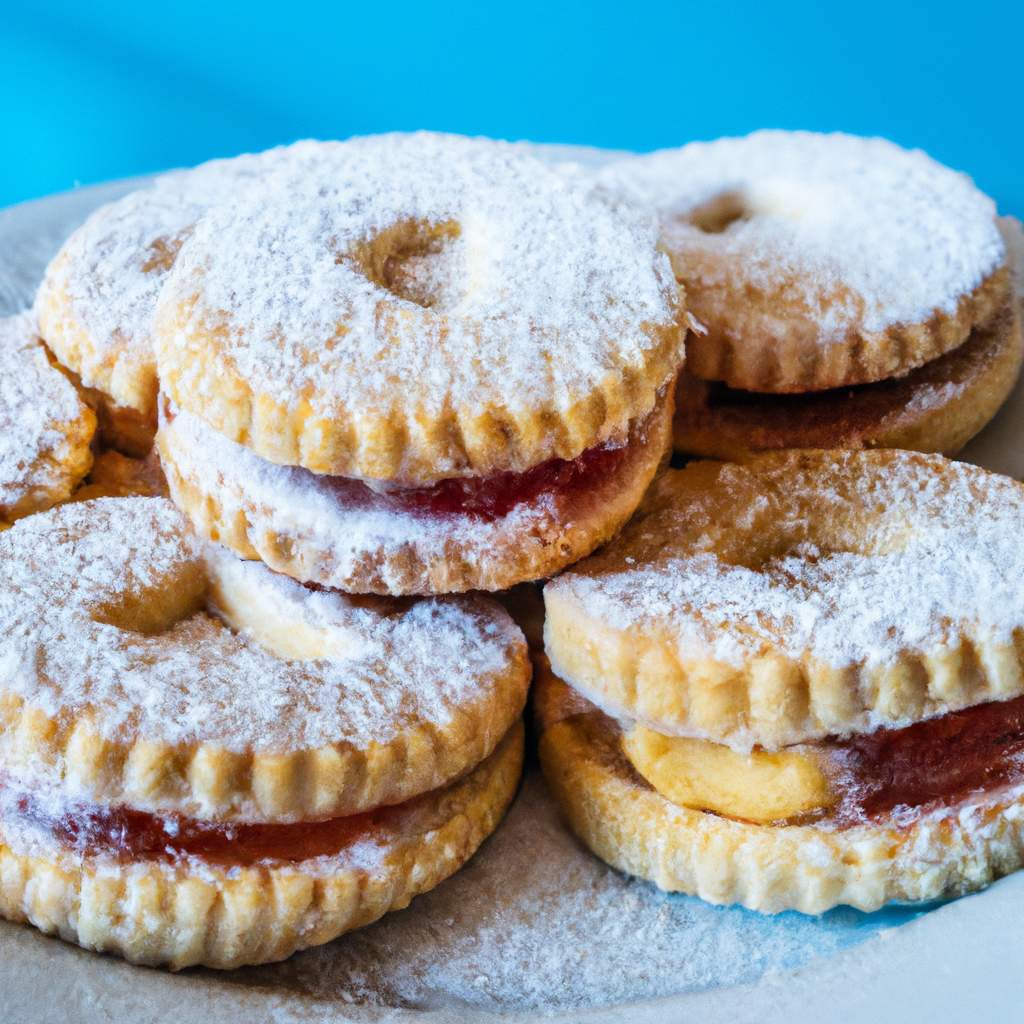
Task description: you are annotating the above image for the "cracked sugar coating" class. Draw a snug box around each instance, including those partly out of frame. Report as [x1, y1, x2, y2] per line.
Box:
[34, 143, 312, 427]
[544, 450, 1024, 749]
[0, 498, 529, 820]
[154, 132, 683, 483]
[0, 312, 95, 522]
[601, 131, 1007, 392]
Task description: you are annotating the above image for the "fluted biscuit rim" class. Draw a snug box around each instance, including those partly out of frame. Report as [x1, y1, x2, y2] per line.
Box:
[543, 451, 1024, 750]
[153, 293, 685, 484]
[0, 722, 523, 969]
[545, 544, 1024, 751]
[535, 672, 1024, 915]
[684, 265, 1010, 393]
[156, 389, 674, 595]
[0, 643, 529, 825]
[673, 300, 1024, 460]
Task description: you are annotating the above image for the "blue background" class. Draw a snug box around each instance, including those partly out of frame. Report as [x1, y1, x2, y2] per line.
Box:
[3, 1, 1022, 212]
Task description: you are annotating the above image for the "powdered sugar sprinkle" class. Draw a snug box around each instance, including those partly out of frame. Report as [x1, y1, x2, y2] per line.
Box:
[0, 311, 90, 516]
[601, 131, 1004, 338]
[0, 497, 524, 753]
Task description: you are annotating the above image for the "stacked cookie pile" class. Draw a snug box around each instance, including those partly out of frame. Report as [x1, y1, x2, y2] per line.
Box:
[0, 130, 1023, 970]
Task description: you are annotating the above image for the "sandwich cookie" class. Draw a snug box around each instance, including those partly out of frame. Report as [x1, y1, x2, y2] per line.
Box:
[155, 133, 683, 594]
[0, 498, 529, 966]
[602, 133, 1015, 459]
[540, 450, 1024, 912]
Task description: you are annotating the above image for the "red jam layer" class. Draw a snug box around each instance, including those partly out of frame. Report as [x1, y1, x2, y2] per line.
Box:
[162, 395, 648, 522]
[324, 434, 637, 522]
[10, 790, 431, 867]
[824, 693, 1024, 826]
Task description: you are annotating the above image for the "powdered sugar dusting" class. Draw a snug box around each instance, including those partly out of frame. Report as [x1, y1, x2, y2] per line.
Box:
[0, 497, 524, 753]
[34, 144, 313, 395]
[601, 131, 1004, 337]
[547, 452, 1024, 671]
[234, 772, 914, 1013]
[157, 133, 678, 453]
[0, 311, 91, 516]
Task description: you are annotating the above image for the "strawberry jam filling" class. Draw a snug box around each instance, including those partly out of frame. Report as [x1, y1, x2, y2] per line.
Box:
[368, 440, 634, 520]
[823, 694, 1024, 826]
[323, 433, 640, 522]
[162, 395, 655, 522]
[9, 788, 434, 867]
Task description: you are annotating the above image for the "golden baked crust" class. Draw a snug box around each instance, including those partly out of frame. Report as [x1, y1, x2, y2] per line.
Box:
[37, 231, 159, 417]
[68, 449, 168, 503]
[154, 133, 683, 484]
[684, 265, 1009, 393]
[674, 300, 1023, 459]
[34, 149, 303, 455]
[0, 313, 96, 524]
[601, 131, 1010, 393]
[535, 669, 1024, 914]
[544, 450, 1024, 750]
[156, 390, 673, 595]
[36, 246, 158, 455]
[0, 499, 530, 822]
[0, 721, 522, 969]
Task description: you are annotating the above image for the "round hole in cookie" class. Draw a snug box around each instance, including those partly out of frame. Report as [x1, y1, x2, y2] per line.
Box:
[345, 218, 465, 310]
[141, 231, 189, 275]
[685, 190, 750, 234]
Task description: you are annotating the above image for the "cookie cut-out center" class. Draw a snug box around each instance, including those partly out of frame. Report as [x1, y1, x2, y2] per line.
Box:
[91, 561, 206, 636]
[686, 190, 750, 234]
[347, 219, 466, 310]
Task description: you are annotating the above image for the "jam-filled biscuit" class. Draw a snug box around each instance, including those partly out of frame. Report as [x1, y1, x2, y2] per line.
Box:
[671, 217, 1024, 459]
[0, 312, 95, 525]
[156, 391, 672, 595]
[34, 146, 306, 454]
[0, 498, 528, 966]
[154, 133, 683, 593]
[602, 131, 1009, 394]
[673, 298, 1023, 459]
[540, 451, 1024, 913]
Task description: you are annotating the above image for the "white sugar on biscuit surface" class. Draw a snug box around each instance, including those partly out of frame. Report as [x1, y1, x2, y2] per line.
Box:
[0, 497, 523, 754]
[0, 312, 91, 514]
[159, 133, 678, 430]
[602, 131, 1004, 337]
[34, 144, 309, 393]
[549, 453, 1024, 672]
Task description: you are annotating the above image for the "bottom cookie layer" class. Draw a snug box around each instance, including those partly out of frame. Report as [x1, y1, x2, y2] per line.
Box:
[535, 666, 1024, 914]
[156, 391, 672, 595]
[673, 301, 1022, 460]
[0, 722, 523, 969]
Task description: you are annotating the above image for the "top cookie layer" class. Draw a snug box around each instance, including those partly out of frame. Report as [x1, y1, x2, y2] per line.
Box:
[0, 498, 529, 821]
[544, 450, 1024, 750]
[34, 145, 305, 421]
[602, 131, 1008, 392]
[154, 133, 683, 483]
[0, 312, 95, 522]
